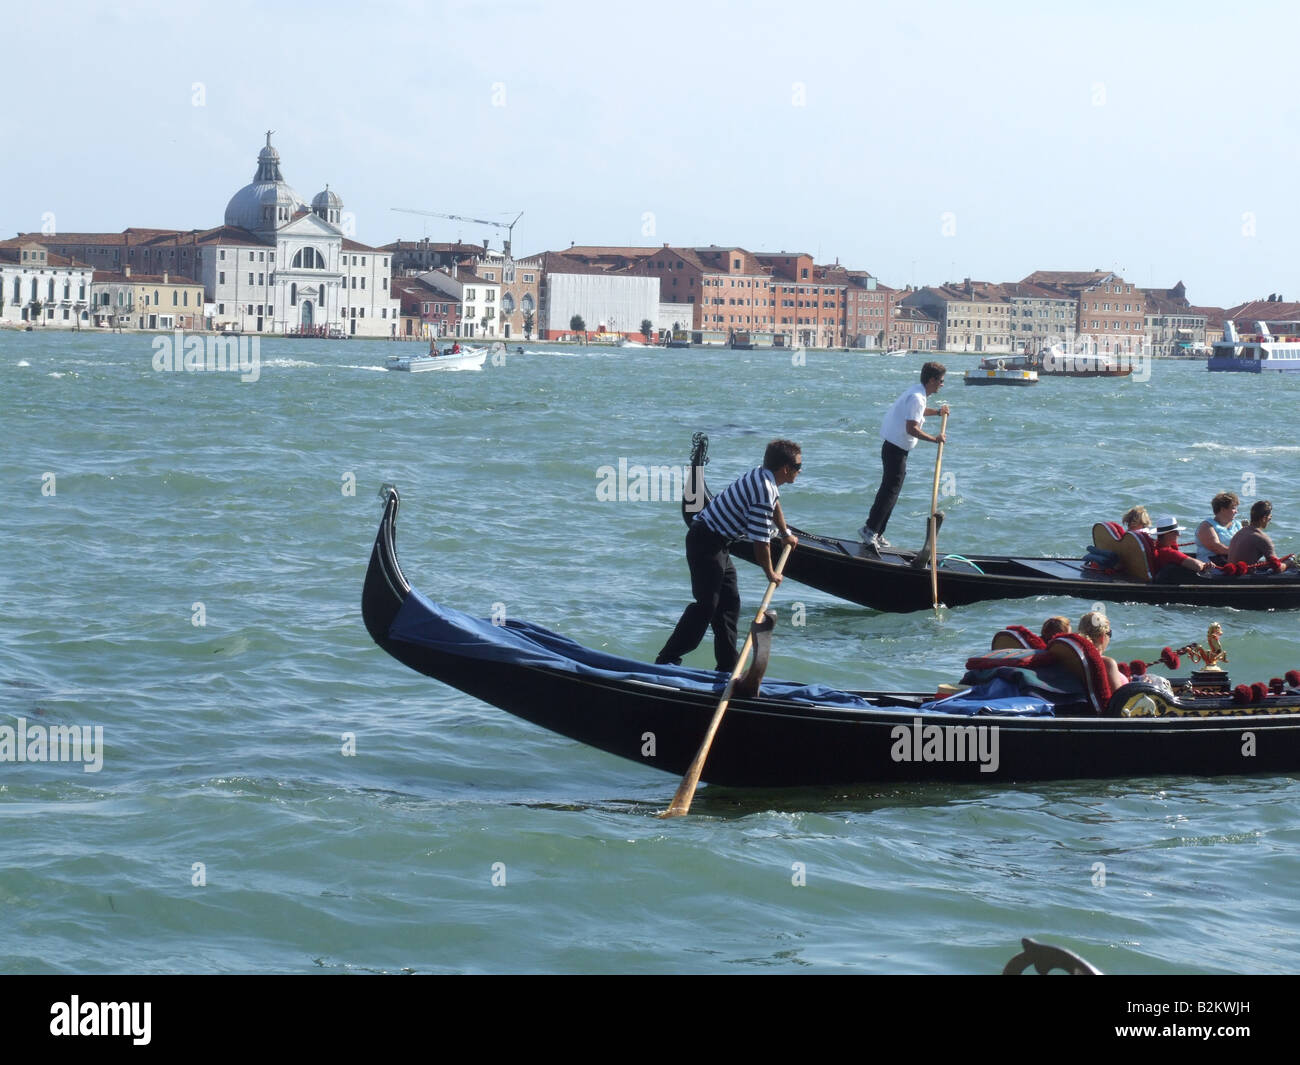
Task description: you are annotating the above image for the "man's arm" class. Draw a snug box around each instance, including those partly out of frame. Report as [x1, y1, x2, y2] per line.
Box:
[906, 418, 946, 445]
[752, 540, 782, 585]
[772, 500, 798, 547]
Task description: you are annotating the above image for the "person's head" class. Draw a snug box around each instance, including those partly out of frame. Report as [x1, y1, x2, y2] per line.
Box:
[1078, 610, 1111, 648]
[1250, 499, 1273, 527]
[921, 361, 947, 394]
[1041, 615, 1071, 640]
[1122, 506, 1150, 530]
[763, 438, 802, 484]
[1212, 491, 1240, 521]
[1152, 514, 1183, 545]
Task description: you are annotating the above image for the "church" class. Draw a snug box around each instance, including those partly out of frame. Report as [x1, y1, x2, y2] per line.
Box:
[207, 132, 398, 337]
[23, 133, 399, 338]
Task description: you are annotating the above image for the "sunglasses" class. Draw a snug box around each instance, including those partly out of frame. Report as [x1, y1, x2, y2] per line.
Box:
[790, 462, 802, 472]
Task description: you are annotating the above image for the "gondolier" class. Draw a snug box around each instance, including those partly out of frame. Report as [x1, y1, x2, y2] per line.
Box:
[656, 439, 801, 671]
[861, 362, 948, 548]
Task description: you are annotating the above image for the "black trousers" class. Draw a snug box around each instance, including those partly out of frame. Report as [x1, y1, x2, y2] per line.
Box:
[866, 440, 909, 536]
[657, 522, 740, 672]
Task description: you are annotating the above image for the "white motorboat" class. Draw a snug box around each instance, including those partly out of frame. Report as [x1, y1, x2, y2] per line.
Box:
[387, 346, 488, 372]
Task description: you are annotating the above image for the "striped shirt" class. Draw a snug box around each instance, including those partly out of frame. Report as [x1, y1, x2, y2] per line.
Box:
[698, 467, 780, 543]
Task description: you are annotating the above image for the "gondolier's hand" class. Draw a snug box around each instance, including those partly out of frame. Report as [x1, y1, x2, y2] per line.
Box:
[764, 569, 784, 587]
[780, 530, 799, 549]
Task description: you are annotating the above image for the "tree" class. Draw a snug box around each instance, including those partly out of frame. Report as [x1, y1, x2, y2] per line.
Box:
[569, 314, 585, 333]
[523, 310, 535, 340]
[641, 318, 653, 341]
[30, 298, 43, 324]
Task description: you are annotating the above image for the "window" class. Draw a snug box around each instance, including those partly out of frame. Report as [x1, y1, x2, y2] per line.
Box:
[219, 272, 225, 284]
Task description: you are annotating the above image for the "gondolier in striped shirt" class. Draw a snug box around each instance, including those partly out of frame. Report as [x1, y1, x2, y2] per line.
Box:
[656, 439, 801, 672]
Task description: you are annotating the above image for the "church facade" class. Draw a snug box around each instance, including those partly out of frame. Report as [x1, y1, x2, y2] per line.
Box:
[208, 133, 398, 337]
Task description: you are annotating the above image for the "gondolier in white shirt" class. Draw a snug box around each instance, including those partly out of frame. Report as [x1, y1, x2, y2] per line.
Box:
[860, 362, 948, 549]
[656, 439, 801, 672]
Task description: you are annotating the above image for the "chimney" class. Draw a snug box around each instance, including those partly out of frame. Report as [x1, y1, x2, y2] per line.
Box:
[163, 272, 169, 284]
[124, 265, 131, 278]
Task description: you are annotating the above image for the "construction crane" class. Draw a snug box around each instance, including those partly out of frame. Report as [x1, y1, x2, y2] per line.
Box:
[391, 208, 523, 256]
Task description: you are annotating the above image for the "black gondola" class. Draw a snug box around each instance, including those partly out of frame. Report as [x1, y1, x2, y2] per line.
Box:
[363, 486, 1300, 787]
[682, 434, 1300, 614]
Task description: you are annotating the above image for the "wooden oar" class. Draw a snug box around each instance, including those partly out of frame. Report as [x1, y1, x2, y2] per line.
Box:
[660, 541, 794, 818]
[928, 409, 950, 610]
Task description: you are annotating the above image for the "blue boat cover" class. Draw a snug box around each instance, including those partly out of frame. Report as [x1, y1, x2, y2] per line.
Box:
[918, 676, 1055, 717]
[390, 589, 922, 711]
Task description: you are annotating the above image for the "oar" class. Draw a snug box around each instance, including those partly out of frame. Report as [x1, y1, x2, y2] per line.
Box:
[660, 541, 794, 819]
[928, 409, 950, 610]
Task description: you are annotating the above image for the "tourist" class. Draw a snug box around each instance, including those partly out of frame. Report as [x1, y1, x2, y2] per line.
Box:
[656, 440, 801, 672]
[1122, 506, 1151, 532]
[1077, 611, 1127, 694]
[1227, 500, 1276, 564]
[860, 361, 949, 548]
[1151, 515, 1208, 577]
[1041, 616, 1071, 641]
[1195, 491, 1242, 564]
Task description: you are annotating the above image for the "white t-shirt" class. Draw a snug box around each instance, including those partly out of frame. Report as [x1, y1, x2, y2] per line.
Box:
[881, 383, 926, 451]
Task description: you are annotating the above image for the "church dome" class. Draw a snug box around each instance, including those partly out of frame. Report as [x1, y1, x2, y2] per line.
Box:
[311, 185, 343, 225]
[224, 133, 308, 233]
[312, 186, 342, 212]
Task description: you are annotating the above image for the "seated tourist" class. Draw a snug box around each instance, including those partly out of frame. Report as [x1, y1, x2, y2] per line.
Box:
[1152, 515, 1208, 576]
[1076, 610, 1127, 695]
[1195, 491, 1242, 564]
[1227, 500, 1276, 564]
[1122, 506, 1152, 532]
[1041, 615, 1071, 641]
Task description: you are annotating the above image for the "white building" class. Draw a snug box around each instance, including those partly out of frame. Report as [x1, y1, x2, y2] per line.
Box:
[209, 133, 398, 337]
[0, 242, 94, 328]
[417, 268, 501, 338]
[538, 255, 660, 339]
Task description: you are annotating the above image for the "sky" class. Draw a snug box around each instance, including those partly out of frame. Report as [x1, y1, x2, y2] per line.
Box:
[5, 0, 1298, 306]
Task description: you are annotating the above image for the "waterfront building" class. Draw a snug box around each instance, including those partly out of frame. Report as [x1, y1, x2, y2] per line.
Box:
[0, 241, 94, 327]
[902, 280, 1012, 353]
[887, 304, 941, 351]
[392, 276, 462, 339]
[754, 252, 840, 348]
[1140, 282, 1205, 356]
[89, 268, 205, 330]
[841, 271, 895, 349]
[384, 239, 486, 275]
[17, 135, 398, 336]
[474, 250, 541, 339]
[534, 251, 659, 340]
[1022, 269, 1144, 354]
[417, 267, 501, 338]
[1002, 281, 1077, 352]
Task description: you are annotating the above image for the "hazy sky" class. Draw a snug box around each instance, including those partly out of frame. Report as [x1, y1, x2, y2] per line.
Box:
[6, 0, 1296, 306]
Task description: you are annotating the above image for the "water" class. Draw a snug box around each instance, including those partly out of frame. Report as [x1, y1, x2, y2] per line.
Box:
[2, 331, 1299, 975]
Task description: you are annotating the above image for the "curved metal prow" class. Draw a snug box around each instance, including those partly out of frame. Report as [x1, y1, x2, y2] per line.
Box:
[681, 432, 713, 528]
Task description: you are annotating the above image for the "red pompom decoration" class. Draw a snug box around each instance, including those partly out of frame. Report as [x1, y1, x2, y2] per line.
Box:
[1287, 670, 1300, 688]
[1270, 556, 1285, 573]
[1161, 647, 1180, 670]
[1117, 662, 1131, 679]
[1128, 659, 1147, 677]
[1233, 685, 1252, 704]
[1238, 562, 1252, 576]
[1251, 682, 1269, 703]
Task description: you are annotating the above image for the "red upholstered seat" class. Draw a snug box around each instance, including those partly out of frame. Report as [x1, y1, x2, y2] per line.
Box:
[1093, 522, 1155, 581]
[1046, 633, 1115, 715]
[991, 625, 1046, 651]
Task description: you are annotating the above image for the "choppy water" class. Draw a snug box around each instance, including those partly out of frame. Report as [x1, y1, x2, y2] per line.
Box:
[3, 331, 1299, 975]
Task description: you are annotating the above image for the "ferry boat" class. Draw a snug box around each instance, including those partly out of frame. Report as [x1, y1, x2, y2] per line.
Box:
[964, 355, 1038, 386]
[1208, 320, 1300, 372]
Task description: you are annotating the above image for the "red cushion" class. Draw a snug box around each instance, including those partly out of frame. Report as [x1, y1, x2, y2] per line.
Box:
[1048, 633, 1115, 714]
[992, 625, 1047, 650]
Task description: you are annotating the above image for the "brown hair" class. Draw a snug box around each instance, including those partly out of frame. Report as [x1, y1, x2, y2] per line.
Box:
[1212, 491, 1239, 514]
[763, 439, 802, 472]
[920, 361, 947, 385]
[1041, 616, 1071, 640]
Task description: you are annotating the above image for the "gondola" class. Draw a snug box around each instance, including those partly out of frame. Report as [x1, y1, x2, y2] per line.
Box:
[362, 486, 1300, 786]
[682, 435, 1300, 613]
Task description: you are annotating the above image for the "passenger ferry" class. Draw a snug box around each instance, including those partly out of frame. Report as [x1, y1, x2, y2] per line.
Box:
[1208, 320, 1300, 372]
